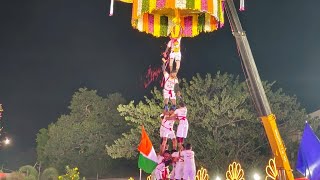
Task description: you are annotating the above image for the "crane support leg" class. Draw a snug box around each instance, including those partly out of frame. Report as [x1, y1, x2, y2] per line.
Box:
[224, 0, 294, 179]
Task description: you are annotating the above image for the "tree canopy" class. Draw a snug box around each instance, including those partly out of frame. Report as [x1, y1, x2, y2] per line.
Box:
[36, 88, 129, 176]
[107, 72, 310, 172]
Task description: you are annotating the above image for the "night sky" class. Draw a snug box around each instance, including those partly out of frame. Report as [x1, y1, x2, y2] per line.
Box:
[0, 0, 320, 160]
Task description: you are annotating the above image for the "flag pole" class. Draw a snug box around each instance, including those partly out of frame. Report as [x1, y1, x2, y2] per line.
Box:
[139, 168, 142, 180]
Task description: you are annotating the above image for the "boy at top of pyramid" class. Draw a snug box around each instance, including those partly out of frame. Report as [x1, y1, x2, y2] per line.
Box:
[163, 17, 182, 74]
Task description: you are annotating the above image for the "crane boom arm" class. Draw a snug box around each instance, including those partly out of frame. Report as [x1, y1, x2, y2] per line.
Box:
[224, 0, 294, 179]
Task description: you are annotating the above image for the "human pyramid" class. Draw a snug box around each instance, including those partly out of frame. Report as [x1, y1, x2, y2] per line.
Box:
[151, 18, 196, 180]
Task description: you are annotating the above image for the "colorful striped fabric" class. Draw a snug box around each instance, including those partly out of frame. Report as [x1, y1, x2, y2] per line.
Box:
[131, 0, 224, 37]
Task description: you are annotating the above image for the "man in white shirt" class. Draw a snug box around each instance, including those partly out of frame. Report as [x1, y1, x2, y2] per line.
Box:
[170, 150, 177, 180]
[172, 145, 184, 180]
[153, 150, 172, 180]
[173, 102, 189, 151]
[160, 109, 177, 154]
[163, 36, 182, 73]
[180, 143, 196, 180]
[161, 62, 180, 112]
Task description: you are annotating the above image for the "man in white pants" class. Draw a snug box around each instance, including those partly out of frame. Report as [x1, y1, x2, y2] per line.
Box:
[161, 63, 180, 112]
[172, 145, 184, 180]
[153, 150, 172, 180]
[173, 101, 189, 151]
[170, 150, 177, 180]
[181, 143, 196, 180]
[163, 37, 182, 74]
[160, 109, 177, 154]
[162, 26, 181, 72]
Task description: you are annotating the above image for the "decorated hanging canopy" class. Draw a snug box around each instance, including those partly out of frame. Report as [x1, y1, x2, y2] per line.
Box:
[116, 0, 225, 37]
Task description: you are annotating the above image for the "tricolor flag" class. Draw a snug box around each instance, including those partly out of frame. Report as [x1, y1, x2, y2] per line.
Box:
[137, 126, 158, 173]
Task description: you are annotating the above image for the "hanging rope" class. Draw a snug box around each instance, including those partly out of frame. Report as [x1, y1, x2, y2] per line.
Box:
[109, 0, 115, 16]
[239, 0, 245, 11]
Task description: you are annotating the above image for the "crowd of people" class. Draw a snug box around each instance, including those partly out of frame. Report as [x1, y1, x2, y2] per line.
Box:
[151, 30, 196, 180]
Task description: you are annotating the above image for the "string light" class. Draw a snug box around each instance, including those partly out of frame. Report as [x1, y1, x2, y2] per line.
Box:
[4, 138, 10, 145]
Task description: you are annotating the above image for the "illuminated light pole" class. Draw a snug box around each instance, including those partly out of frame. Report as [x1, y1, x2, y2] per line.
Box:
[0, 104, 4, 136]
[0, 104, 3, 119]
[215, 176, 221, 180]
[0, 104, 11, 148]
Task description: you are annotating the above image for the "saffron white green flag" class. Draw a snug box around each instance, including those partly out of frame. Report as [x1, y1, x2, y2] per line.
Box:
[137, 126, 158, 173]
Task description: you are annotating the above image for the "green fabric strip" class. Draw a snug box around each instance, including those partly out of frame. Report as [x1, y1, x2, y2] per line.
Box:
[141, 0, 150, 13]
[160, 16, 168, 36]
[198, 13, 205, 32]
[186, 0, 195, 9]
